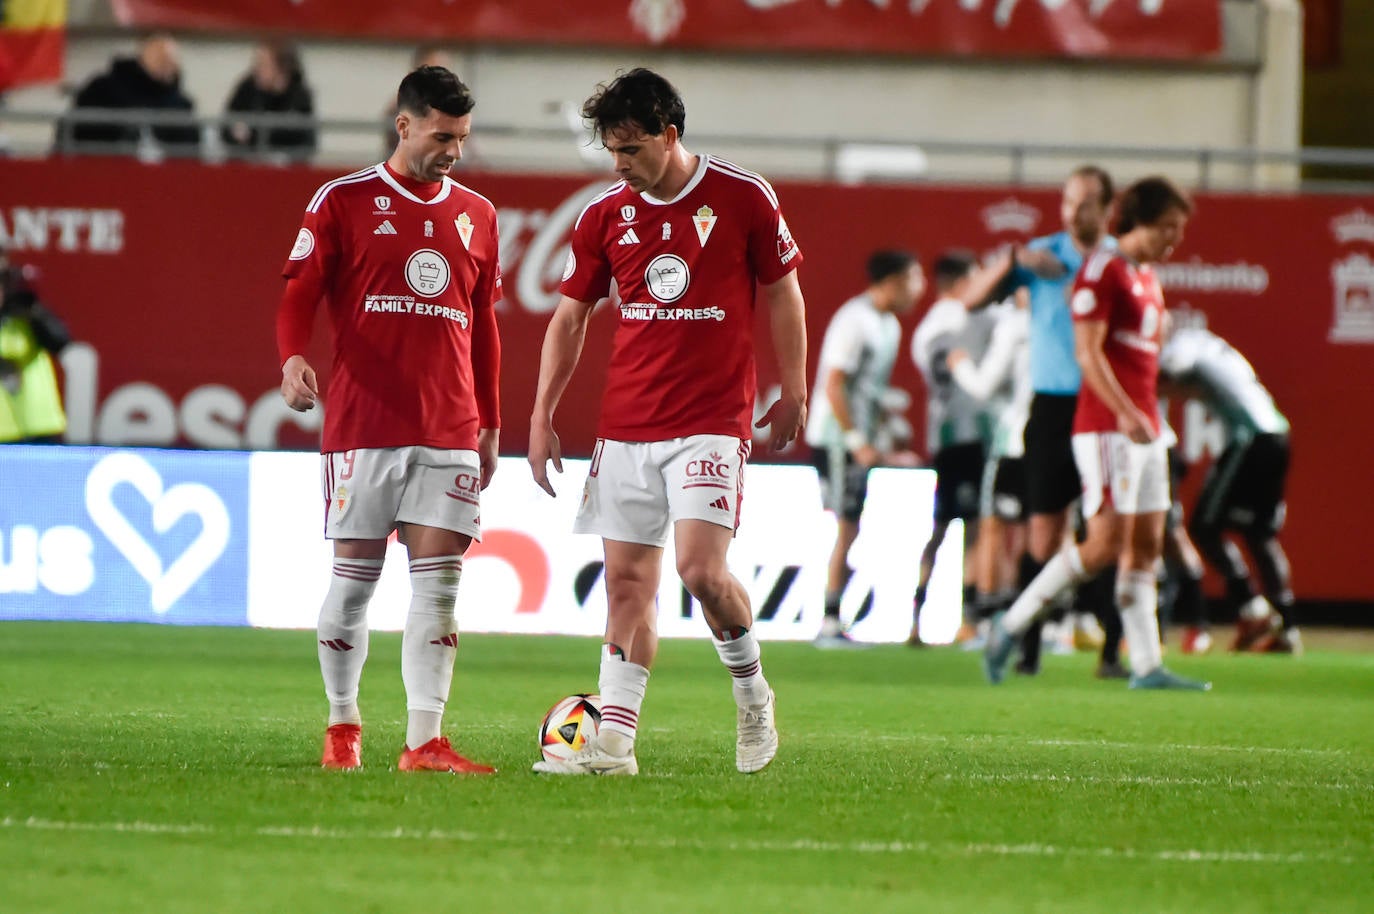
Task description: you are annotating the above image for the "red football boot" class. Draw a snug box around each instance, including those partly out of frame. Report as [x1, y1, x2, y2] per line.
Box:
[398, 737, 496, 774]
[321, 723, 362, 770]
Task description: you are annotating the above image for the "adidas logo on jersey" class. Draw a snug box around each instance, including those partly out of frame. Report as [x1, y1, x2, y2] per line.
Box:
[709, 496, 731, 512]
[618, 228, 641, 246]
[374, 220, 397, 235]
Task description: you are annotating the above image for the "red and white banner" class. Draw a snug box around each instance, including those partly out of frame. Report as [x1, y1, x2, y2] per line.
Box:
[1, 158, 1371, 599]
[110, 0, 1221, 61]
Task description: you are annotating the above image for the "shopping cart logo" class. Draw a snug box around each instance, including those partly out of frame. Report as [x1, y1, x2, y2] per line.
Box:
[404, 248, 452, 298]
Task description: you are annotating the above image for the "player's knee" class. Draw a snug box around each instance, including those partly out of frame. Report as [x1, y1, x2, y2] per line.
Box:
[676, 560, 730, 604]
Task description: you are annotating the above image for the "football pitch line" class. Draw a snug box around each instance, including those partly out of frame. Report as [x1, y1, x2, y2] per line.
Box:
[876, 733, 1353, 757]
[1, 816, 1358, 866]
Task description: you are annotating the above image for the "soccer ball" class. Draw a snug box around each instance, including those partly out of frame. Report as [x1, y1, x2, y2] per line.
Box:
[538, 693, 602, 762]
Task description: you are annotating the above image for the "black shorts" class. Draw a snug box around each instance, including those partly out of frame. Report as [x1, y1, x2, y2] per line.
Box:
[1166, 446, 1188, 531]
[981, 455, 1027, 523]
[1191, 433, 1290, 537]
[1022, 393, 1081, 516]
[811, 445, 870, 523]
[933, 441, 986, 524]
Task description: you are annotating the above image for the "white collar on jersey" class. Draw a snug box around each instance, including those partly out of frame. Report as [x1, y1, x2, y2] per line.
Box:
[639, 153, 710, 206]
[372, 163, 454, 206]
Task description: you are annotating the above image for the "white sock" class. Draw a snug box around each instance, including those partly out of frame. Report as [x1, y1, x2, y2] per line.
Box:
[318, 557, 383, 726]
[712, 627, 771, 706]
[598, 644, 649, 754]
[1002, 547, 1087, 635]
[402, 555, 462, 749]
[1117, 569, 1164, 675]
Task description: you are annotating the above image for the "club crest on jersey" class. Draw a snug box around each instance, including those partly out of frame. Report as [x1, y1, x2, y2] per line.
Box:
[455, 213, 474, 250]
[693, 205, 717, 247]
[424, 220, 434, 237]
[662, 222, 672, 240]
[289, 227, 314, 261]
[620, 204, 637, 224]
[373, 195, 393, 214]
[645, 254, 689, 303]
[405, 248, 452, 298]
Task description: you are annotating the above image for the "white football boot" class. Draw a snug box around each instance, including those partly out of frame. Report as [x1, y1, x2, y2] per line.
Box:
[736, 690, 778, 773]
[532, 731, 638, 776]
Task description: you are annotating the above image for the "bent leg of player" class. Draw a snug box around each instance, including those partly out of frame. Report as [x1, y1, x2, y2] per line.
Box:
[985, 543, 1088, 684]
[534, 539, 658, 776]
[318, 549, 384, 769]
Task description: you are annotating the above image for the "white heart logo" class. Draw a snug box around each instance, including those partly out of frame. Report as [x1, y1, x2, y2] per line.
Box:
[84, 453, 231, 613]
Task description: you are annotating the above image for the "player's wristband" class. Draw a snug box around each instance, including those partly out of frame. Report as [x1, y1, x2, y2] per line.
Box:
[843, 429, 867, 453]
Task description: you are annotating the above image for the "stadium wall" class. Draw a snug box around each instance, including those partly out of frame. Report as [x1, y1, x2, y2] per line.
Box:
[0, 158, 1371, 606]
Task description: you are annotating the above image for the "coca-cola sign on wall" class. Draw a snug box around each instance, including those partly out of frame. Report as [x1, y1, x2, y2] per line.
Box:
[2, 158, 1371, 600]
[110, 0, 1221, 60]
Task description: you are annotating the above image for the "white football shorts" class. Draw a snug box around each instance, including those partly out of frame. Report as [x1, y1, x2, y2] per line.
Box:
[573, 435, 750, 547]
[321, 446, 482, 541]
[1072, 431, 1170, 518]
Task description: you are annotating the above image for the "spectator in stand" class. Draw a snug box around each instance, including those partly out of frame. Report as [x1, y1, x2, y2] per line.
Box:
[222, 40, 316, 161]
[58, 33, 200, 156]
[1, 243, 71, 444]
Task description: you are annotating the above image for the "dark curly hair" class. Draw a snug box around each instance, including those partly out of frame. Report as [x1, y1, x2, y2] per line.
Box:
[582, 68, 685, 138]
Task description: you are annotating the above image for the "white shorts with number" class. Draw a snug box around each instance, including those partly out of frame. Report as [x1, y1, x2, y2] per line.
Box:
[574, 435, 750, 547]
[321, 446, 482, 541]
[1072, 431, 1170, 518]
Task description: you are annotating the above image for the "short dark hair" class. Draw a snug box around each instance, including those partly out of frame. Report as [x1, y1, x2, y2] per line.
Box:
[1116, 176, 1192, 234]
[1071, 164, 1114, 207]
[867, 250, 916, 285]
[933, 250, 976, 290]
[397, 66, 474, 119]
[582, 68, 686, 138]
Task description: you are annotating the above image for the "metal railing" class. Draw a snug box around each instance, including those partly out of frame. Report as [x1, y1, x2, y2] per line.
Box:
[4, 106, 1374, 192]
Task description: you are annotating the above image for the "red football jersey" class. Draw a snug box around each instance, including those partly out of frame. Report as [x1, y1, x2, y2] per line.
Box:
[560, 155, 802, 442]
[1070, 249, 1164, 435]
[282, 163, 501, 452]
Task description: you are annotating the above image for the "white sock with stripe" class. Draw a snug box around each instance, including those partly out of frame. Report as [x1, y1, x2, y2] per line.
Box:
[402, 555, 463, 750]
[1117, 569, 1164, 675]
[712, 627, 771, 707]
[598, 644, 649, 756]
[1002, 545, 1088, 635]
[318, 557, 383, 726]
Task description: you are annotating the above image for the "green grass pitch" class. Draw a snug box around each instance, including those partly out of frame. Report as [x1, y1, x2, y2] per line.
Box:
[2, 622, 1372, 914]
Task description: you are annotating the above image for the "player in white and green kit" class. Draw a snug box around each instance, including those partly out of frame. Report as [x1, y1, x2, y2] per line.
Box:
[1159, 325, 1298, 653]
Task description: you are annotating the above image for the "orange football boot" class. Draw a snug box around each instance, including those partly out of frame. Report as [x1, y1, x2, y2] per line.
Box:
[397, 737, 496, 774]
[321, 723, 362, 770]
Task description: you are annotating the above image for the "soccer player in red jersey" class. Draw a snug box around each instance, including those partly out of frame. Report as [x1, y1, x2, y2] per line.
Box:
[984, 176, 1210, 691]
[276, 67, 503, 772]
[527, 69, 808, 775]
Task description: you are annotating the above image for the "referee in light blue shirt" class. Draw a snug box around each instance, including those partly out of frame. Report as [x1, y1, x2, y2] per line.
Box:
[973, 166, 1123, 676]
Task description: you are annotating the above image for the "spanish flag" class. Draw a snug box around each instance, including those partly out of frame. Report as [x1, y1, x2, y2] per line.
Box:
[0, 0, 65, 90]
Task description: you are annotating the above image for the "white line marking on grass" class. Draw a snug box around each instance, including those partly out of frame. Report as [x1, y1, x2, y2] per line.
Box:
[874, 734, 1353, 757]
[949, 773, 1366, 792]
[1, 816, 1359, 866]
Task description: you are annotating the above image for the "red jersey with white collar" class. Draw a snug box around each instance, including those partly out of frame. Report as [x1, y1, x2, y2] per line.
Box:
[279, 162, 501, 453]
[560, 155, 802, 442]
[1070, 248, 1164, 435]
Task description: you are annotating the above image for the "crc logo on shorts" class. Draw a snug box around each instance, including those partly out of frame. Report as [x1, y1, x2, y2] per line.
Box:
[685, 451, 732, 482]
[445, 472, 480, 507]
[405, 249, 451, 298]
[645, 254, 689, 303]
[289, 228, 315, 261]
